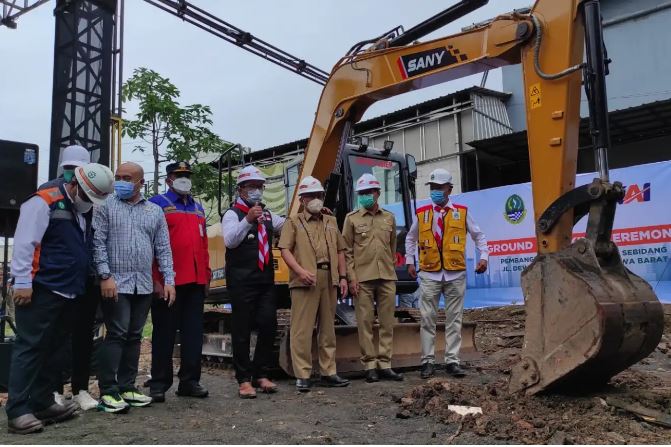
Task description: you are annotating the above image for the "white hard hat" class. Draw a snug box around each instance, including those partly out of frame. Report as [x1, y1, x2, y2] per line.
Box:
[297, 176, 324, 195]
[74, 163, 114, 205]
[60, 145, 91, 168]
[355, 173, 381, 192]
[426, 168, 453, 185]
[236, 165, 266, 185]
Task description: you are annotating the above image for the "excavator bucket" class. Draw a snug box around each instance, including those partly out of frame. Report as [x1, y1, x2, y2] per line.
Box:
[509, 238, 664, 395]
[279, 308, 478, 376]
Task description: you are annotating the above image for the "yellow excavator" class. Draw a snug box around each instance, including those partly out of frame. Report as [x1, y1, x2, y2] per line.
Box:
[208, 0, 664, 393]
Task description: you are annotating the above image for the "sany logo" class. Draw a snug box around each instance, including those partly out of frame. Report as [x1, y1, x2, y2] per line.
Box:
[619, 183, 651, 204]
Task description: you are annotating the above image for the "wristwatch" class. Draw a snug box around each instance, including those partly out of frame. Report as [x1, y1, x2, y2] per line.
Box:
[339, 275, 348, 281]
[100, 273, 112, 280]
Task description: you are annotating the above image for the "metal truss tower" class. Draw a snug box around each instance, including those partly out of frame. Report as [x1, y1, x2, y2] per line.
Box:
[49, 0, 116, 178]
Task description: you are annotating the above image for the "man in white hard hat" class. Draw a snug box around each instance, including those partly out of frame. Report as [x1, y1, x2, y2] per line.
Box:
[38, 145, 100, 410]
[221, 165, 286, 398]
[6, 163, 113, 434]
[279, 176, 350, 392]
[405, 168, 489, 379]
[39, 145, 91, 190]
[342, 173, 403, 383]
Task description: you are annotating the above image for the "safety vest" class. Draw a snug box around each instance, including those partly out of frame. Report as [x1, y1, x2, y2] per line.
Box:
[416, 203, 467, 272]
[31, 185, 88, 295]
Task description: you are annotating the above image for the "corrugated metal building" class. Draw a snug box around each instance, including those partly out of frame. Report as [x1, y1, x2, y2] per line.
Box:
[260, 86, 514, 198]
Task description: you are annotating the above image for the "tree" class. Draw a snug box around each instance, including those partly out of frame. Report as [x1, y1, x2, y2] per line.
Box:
[121, 68, 231, 205]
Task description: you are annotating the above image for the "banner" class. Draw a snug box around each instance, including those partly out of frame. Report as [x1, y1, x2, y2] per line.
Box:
[443, 160, 671, 307]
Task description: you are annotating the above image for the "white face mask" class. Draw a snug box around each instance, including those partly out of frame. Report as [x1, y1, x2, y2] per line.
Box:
[247, 188, 263, 203]
[306, 198, 324, 214]
[172, 177, 192, 195]
[73, 186, 93, 213]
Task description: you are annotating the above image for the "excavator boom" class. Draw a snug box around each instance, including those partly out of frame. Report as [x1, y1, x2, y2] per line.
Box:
[290, 0, 663, 393]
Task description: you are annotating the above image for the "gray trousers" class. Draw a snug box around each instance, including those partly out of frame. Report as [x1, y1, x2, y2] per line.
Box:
[419, 275, 466, 365]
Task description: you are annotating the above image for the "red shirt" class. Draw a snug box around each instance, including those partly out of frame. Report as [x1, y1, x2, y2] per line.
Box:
[150, 190, 211, 286]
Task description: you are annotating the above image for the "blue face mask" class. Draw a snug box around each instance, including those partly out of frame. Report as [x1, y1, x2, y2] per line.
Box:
[430, 190, 447, 205]
[114, 180, 136, 200]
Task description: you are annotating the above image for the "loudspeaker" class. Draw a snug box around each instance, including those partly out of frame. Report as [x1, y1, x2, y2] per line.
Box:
[0, 140, 39, 236]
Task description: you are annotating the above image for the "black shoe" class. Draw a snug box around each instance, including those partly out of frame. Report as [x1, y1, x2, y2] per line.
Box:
[320, 375, 350, 387]
[445, 363, 466, 377]
[296, 378, 311, 392]
[149, 390, 165, 403]
[365, 369, 379, 383]
[7, 414, 44, 434]
[33, 402, 78, 425]
[176, 383, 209, 398]
[420, 362, 435, 379]
[378, 368, 404, 381]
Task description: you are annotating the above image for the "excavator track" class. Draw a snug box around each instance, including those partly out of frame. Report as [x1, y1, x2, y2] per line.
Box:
[202, 307, 478, 375]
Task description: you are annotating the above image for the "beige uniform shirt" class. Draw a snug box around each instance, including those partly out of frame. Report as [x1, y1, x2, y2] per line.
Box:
[342, 206, 398, 283]
[278, 210, 345, 288]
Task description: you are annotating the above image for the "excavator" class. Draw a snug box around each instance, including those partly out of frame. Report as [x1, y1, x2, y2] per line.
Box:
[208, 0, 664, 394]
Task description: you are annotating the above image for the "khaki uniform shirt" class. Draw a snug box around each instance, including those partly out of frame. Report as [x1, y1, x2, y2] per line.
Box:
[342, 206, 398, 283]
[278, 210, 345, 289]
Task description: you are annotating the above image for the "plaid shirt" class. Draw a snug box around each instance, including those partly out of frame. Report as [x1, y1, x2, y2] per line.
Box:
[92, 194, 175, 294]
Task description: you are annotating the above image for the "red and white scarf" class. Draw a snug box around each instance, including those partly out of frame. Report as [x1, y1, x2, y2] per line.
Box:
[433, 205, 447, 248]
[235, 198, 270, 271]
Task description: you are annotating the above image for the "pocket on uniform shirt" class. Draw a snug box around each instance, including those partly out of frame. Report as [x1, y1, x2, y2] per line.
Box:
[354, 224, 371, 246]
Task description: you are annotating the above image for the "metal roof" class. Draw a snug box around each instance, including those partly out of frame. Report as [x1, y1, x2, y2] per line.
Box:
[253, 86, 511, 159]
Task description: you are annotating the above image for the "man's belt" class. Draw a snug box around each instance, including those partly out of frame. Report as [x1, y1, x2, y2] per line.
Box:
[316, 262, 330, 270]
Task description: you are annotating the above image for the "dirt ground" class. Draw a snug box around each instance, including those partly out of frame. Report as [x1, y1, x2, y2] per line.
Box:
[1, 305, 670, 444]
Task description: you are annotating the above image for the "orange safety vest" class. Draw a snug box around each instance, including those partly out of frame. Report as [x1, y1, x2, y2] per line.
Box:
[416, 203, 468, 272]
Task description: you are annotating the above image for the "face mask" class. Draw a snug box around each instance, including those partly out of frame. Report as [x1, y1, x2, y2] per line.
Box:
[358, 194, 375, 210]
[172, 177, 192, 195]
[73, 185, 93, 213]
[430, 190, 447, 205]
[247, 188, 263, 204]
[63, 169, 75, 183]
[114, 180, 136, 200]
[306, 198, 324, 214]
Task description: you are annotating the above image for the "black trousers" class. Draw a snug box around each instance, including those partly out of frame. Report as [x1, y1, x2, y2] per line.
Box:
[230, 283, 277, 384]
[5, 285, 73, 419]
[55, 276, 101, 395]
[148, 283, 205, 393]
[98, 293, 152, 396]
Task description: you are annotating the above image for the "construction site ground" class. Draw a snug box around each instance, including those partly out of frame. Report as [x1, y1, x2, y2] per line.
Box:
[1, 304, 670, 444]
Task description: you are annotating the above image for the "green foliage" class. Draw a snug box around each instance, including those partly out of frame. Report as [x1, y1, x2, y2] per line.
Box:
[121, 67, 231, 205]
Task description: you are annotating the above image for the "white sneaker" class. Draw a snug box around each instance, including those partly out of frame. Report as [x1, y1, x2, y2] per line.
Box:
[74, 391, 99, 411]
[53, 392, 65, 406]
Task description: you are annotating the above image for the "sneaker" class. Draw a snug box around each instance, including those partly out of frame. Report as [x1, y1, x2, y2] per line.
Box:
[53, 392, 65, 406]
[73, 391, 98, 411]
[120, 388, 153, 407]
[97, 394, 130, 414]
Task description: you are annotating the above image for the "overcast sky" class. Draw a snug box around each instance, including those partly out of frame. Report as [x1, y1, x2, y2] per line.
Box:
[0, 0, 530, 183]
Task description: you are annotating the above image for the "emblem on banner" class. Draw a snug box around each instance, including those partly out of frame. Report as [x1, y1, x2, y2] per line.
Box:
[504, 194, 527, 224]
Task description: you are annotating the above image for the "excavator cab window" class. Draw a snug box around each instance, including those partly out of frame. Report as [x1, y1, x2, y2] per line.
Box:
[284, 159, 302, 213]
[348, 155, 405, 227]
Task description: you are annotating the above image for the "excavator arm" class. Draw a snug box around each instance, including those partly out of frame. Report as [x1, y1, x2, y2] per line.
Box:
[293, 0, 663, 394]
